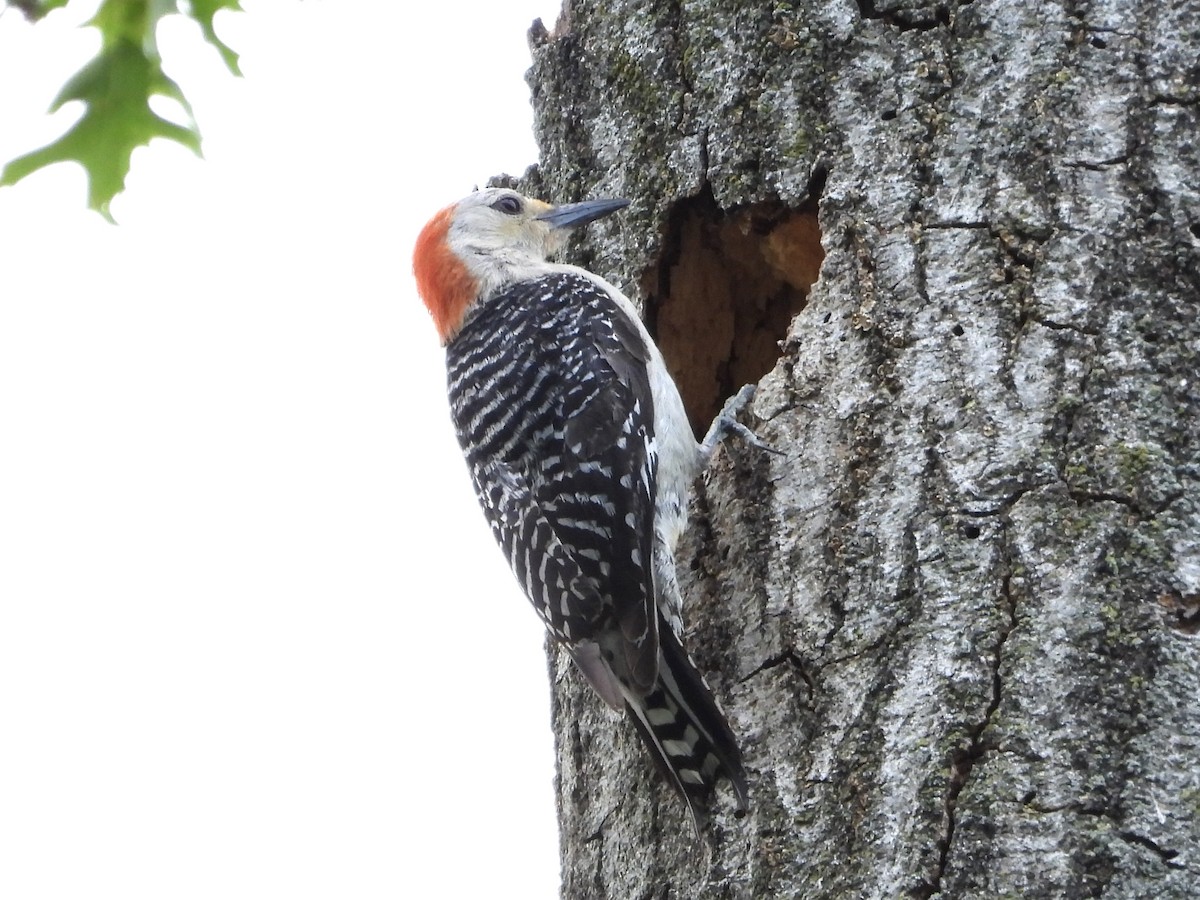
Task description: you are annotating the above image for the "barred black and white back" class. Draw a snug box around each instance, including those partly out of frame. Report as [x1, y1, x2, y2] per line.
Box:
[446, 271, 748, 824]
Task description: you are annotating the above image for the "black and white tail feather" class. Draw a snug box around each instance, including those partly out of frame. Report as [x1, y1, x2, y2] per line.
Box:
[624, 621, 749, 830]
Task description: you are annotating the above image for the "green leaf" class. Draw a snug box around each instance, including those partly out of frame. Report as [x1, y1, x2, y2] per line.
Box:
[40, 0, 72, 17]
[10, 0, 70, 21]
[1, 0, 243, 219]
[189, 0, 243, 75]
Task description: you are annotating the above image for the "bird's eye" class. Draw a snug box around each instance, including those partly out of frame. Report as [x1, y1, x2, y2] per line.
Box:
[491, 196, 523, 215]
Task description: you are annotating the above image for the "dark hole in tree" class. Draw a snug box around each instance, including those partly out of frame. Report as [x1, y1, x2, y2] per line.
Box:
[952, 323, 964, 336]
[642, 184, 825, 436]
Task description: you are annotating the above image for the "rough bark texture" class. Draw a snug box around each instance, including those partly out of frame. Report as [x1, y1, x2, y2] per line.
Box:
[507, 1, 1200, 896]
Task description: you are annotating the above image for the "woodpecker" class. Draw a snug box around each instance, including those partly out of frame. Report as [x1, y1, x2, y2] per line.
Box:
[412, 187, 752, 829]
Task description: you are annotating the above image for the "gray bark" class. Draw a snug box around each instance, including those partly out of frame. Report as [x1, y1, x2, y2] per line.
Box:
[508, 0, 1200, 896]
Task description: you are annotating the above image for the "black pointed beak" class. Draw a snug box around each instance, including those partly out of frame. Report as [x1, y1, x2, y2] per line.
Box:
[535, 198, 630, 230]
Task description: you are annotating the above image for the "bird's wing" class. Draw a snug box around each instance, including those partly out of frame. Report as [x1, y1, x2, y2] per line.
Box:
[542, 291, 660, 694]
[452, 273, 660, 697]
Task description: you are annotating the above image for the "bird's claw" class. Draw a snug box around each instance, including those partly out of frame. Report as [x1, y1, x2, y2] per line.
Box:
[700, 384, 783, 461]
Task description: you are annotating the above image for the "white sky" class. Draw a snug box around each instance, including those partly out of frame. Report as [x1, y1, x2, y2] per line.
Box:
[0, 2, 566, 897]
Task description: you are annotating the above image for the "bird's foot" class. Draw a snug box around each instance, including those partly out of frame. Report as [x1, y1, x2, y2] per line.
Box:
[699, 384, 783, 464]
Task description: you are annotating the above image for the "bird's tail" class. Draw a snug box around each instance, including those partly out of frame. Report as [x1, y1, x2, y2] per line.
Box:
[624, 622, 749, 830]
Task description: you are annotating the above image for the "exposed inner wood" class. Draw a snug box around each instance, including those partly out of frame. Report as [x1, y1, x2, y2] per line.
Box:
[643, 189, 824, 435]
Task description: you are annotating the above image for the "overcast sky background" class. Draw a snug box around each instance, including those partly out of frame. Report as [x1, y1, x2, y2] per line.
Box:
[0, 2, 567, 897]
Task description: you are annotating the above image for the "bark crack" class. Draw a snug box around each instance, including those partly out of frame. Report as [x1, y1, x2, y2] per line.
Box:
[855, 0, 956, 31]
[912, 521, 1019, 898]
[825, 630, 896, 666]
[1117, 830, 1187, 872]
[1067, 486, 1184, 521]
[1022, 798, 1195, 873]
[1149, 94, 1200, 106]
[742, 647, 815, 699]
[1025, 313, 1100, 336]
[1063, 153, 1131, 171]
[924, 219, 990, 230]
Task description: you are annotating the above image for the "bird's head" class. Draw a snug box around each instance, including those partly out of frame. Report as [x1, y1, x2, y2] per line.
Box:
[413, 188, 629, 344]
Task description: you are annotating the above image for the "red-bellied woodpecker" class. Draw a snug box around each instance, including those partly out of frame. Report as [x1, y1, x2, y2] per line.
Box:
[412, 188, 756, 829]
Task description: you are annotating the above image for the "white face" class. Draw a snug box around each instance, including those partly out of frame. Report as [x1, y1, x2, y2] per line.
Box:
[446, 189, 565, 292]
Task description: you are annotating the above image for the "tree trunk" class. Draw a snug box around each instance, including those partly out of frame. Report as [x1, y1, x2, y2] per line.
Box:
[509, 1, 1200, 896]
